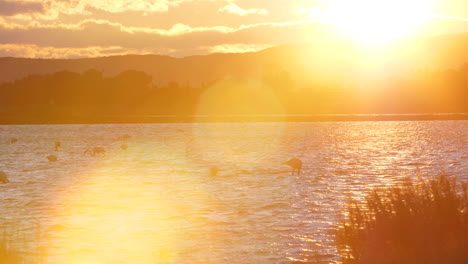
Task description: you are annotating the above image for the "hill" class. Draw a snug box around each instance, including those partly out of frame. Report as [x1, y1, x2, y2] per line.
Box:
[2, 33, 468, 87]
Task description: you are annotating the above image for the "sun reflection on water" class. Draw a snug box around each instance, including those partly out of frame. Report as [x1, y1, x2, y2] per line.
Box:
[43, 147, 218, 264]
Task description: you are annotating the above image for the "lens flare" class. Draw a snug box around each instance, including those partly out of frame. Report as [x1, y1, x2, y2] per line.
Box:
[42, 143, 216, 264]
[191, 78, 286, 165]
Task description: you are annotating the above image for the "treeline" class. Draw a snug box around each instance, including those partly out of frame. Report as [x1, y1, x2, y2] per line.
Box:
[0, 65, 467, 122]
[0, 69, 199, 118]
[287, 65, 468, 115]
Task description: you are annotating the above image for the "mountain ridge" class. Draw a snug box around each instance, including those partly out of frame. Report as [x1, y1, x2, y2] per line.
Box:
[2, 33, 468, 86]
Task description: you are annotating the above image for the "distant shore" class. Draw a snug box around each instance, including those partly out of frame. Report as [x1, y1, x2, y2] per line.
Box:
[0, 113, 467, 124]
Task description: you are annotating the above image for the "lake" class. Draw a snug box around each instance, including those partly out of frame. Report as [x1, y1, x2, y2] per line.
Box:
[0, 121, 467, 263]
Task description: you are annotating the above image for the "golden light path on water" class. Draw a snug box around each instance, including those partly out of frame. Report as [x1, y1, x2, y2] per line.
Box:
[43, 145, 213, 264]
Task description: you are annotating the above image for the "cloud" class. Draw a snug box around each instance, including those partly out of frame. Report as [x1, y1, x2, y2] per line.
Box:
[0, 43, 274, 58]
[0, 0, 45, 16]
[0, 15, 467, 58]
[419, 15, 468, 35]
[207, 43, 273, 54]
[206, 43, 273, 53]
[0, 0, 191, 20]
[0, 43, 152, 58]
[77, 0, 188, 13]
[218, 0, 267, 16]
[0, 18, 341, 57]
[0, 18, 234, 36]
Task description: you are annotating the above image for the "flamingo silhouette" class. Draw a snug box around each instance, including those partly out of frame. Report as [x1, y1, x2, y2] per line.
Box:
[84, 147, 106, 157]
[210, 166, 219, 176]
[117, 134, 132, 141]
[55, 141, 61, 151]
[284, 158, 302, 175]
[0, 171, 9, 183]
[47, 155, 58, 162]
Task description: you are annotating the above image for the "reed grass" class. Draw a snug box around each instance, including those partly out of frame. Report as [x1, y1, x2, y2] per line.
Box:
[0, 235, 25, 264]
[335, 174, 467, 264]
[0, 220, 40, 264]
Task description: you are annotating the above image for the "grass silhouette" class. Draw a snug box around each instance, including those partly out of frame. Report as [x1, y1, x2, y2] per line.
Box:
[335, 174, 467, 264]
[0, 235, 25, 264]
[0, 221, 41, 264]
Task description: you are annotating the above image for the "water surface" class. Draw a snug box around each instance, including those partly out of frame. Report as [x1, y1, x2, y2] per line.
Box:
[0, 121, 467, 263]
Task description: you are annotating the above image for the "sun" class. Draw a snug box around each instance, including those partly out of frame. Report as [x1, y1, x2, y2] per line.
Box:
[327, 0, 433, 44]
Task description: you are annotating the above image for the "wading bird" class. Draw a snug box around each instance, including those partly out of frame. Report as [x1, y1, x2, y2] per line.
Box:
[47, 155, 58, 162]
[284, 158, 302, 175]
[84, 147, 106, 157]
[117, 134, 132, 141]
[210, 166, 219, 176]
[0, 171, 9, 183]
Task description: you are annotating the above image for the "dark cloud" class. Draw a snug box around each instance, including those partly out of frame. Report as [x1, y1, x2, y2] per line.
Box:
[0, 0, 45, 16]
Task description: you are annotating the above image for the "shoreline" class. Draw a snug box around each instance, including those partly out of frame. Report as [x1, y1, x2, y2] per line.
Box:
[0, 113, 467, 125]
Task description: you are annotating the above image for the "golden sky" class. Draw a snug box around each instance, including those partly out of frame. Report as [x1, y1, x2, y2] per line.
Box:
[0, 0, 467, 58]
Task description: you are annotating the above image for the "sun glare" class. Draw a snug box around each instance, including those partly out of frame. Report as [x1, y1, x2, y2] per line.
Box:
[42, 146, 218, 264]
[328, 0, 433, 44]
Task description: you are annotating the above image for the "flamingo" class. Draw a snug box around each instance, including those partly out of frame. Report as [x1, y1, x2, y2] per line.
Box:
[84, 147, 106, 157]
[0, 171, 9, 183]
[117, 134, 132, 141]
[55, 141, 61, 151]
[210, 166, 219, 176]
[284, 158, 302, 175]
[47, 155, 58, 162]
